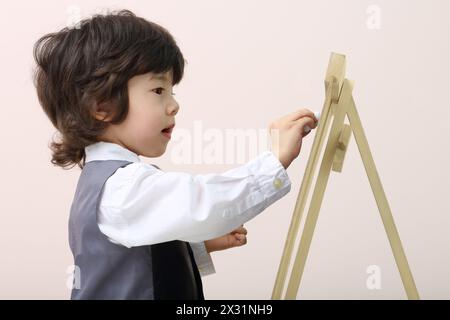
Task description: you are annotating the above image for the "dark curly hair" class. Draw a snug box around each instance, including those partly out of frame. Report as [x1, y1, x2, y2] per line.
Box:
[33, 9, 185, 169]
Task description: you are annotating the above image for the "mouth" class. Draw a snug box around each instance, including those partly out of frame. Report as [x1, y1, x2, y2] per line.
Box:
[161, 123, 175, 139]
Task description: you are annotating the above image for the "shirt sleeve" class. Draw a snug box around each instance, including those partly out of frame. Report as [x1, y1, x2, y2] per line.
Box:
[97, 150, 291, 248]
[189, 241, 216, 277]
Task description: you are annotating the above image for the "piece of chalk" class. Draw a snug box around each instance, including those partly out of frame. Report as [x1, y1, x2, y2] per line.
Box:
[304, 110, 321, 133]
[314, 111, 321, 121]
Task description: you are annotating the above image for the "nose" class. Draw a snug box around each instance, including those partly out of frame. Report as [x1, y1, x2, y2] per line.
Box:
[167, 100, 179, 116]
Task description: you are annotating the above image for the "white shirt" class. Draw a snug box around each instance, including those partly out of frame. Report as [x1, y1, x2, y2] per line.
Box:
[85, 141, 292, 277]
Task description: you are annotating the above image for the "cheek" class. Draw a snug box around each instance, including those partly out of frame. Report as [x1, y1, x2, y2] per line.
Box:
[126, 104, 162, 138]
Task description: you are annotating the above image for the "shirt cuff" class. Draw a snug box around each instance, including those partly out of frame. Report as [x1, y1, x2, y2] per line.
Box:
[251, 150, 292, 208]
[189, 241, 216, 277]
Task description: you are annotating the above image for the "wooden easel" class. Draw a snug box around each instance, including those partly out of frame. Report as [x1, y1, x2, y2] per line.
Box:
[271, 52, 419, 300]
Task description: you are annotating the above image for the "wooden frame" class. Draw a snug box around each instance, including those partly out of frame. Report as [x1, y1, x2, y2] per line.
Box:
[271, 52, 419, 300]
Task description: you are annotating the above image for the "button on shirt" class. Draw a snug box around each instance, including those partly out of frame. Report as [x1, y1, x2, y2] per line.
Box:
[85, 142, 292, 277]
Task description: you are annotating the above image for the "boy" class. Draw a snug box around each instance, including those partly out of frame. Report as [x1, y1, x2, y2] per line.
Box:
[33, 9, 317, 300]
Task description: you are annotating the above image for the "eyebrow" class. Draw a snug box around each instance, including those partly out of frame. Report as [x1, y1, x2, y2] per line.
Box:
[149, 74, 169, 82]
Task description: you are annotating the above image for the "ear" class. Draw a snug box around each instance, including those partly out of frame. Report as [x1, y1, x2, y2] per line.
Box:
[92, 101, 114, 122]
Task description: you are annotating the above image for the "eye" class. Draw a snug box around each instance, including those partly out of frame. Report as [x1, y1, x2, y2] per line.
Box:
[152, 87, 176, 96]
[152, 87, 165, 95]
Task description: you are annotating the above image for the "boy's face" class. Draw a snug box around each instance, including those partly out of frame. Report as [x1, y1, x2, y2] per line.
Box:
[97, 70, 179, 157]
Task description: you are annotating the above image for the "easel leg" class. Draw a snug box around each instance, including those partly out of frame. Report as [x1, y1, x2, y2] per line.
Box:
[284, 80, 354, 299]
[347, 97, 420, 300]
[271, 80, 334, 299]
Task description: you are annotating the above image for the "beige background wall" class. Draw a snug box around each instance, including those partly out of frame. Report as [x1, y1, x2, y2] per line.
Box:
[0, 0, 448, 299]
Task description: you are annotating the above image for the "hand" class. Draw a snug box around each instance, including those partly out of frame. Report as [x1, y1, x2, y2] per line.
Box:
[269, 108, 318, 169]
[204, 225, 248, 253]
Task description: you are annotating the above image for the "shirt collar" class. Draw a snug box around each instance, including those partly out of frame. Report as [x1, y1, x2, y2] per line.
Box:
[85, 141, 141, 163]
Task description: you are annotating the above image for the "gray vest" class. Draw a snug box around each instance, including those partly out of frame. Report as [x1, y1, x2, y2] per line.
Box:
[68, 160, 204, 300]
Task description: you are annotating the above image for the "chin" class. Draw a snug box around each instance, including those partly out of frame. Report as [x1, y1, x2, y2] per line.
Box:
[155, 149, 166, 157]
[142, 146, 167, 158]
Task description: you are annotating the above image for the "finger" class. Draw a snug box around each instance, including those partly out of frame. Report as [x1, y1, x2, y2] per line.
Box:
[235, 233, 247, 245]
[231, 226, 247, 235]
[235, 233, 246, 241]
[302, 129, 311, 138]
[236, 227, 247, 235]
[297, 117, 317, 137]
[286, 109, 315, 122]
[292, 117, 314, 138]
[228, 233, 245, 247]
